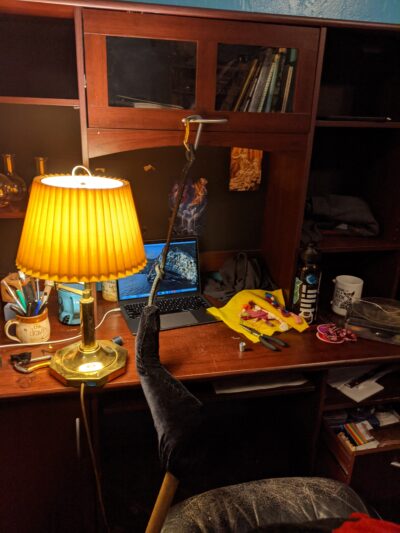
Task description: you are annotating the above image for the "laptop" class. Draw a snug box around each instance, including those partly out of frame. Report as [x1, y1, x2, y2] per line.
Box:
[118, 237, 219, 334]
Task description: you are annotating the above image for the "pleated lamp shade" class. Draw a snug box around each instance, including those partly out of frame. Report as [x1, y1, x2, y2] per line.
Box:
[16, 173, 146, 282]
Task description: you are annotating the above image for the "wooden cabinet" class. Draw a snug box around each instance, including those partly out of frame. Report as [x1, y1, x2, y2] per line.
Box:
[308, 26, 400, 309]
[0, 394, 96, 533]
[317, 372, 400, 521]
[83, 9, 320, 136]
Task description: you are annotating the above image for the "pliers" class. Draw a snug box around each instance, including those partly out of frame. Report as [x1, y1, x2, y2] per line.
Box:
[240, 323, 289, 352]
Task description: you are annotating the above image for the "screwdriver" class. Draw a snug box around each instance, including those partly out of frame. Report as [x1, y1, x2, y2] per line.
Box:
[240, 323, 289, 352]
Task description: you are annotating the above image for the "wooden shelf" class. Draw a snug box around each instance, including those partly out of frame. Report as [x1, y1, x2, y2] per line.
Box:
[324, 372, 400, 411]
[0, 206, 25, 219]
[0, 96, 80, 107]
[318, 235, 400, 253]
[316, 119, 400, 129]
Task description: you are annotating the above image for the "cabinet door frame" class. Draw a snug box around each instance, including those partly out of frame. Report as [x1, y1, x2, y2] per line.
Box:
[83, 9, 320, 134]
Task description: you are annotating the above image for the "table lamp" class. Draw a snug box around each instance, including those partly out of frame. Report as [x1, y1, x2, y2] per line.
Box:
[16, 166, 146, 387]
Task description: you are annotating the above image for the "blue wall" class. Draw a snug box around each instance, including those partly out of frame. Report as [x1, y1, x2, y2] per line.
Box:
[122, 0, 400, 24]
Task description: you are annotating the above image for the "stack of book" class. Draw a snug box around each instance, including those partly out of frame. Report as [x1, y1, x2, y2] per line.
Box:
[339, 421, 378, 451]
[216, 47, 297, 113]
[325, 407, 400, 452]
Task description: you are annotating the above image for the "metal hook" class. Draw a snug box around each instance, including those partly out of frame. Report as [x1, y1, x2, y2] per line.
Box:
[181, 115, 228, 151]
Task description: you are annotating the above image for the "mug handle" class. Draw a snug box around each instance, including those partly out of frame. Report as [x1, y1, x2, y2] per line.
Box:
[4, 319, 20, 342]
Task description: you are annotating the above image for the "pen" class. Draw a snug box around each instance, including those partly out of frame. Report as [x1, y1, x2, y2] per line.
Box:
[22, 281, 35, 304]
[36, 281, 53, 314]
[15, 287, 27, 313]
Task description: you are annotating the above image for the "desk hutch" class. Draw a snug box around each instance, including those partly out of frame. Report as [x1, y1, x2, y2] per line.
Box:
[0, 1, 399, 531]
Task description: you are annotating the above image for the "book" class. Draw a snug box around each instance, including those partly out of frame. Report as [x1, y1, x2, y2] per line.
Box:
[219, 59, 250, 111]
[233, 58, 259, 112]
[116, 95, 183, 109]
[270, 47, 288, 112]
[263, 50, 283, 112]
[256, 58, 276, 112]
[281, 65, 294, 112]
[241, 59, 263, 111]
[247, 48, 274, 112]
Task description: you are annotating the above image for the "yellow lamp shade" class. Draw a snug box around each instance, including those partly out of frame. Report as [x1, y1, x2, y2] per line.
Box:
[16, 173, 146, 282]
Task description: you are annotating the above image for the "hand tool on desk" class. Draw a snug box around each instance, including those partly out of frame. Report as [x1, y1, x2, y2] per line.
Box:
[10, 351, 52, 374]
[240, 323, 289, 352]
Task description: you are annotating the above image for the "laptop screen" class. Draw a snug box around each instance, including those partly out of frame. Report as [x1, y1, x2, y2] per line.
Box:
[117, 238, 200, 301]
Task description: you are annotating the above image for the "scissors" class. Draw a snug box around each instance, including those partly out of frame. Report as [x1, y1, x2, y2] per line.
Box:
[240, 323, 289, 352]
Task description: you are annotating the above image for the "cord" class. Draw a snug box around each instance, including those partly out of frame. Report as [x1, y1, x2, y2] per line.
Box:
[147, 145, 196, 306]
[80, 383, 110, 533]
[0, 307, 121, 350]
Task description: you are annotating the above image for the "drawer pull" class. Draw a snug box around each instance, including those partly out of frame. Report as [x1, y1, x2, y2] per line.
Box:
[390, 461, 400, 468]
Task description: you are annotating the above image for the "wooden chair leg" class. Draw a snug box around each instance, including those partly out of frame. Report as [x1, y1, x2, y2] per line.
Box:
[145, 472, 179, 533]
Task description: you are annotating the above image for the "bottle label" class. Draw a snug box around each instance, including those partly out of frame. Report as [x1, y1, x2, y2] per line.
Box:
[298, 283, 318, 324]
[102, 280, 117, 302]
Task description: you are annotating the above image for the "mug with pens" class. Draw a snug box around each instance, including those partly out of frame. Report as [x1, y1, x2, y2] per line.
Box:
[2, 273, 53, 342]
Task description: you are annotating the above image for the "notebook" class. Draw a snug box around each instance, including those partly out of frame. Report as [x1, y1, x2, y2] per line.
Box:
[118, 237, 219, 334]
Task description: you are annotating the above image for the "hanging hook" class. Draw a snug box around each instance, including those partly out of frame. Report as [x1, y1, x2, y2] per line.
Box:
[181, 115, 228, 152]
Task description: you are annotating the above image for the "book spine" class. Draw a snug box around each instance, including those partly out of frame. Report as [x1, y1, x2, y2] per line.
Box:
[247, 48, 274, 112]
[241, 60, 263, 111]
[281, 65, 293, 113]
[270, 48, 287, 112]
[256, 59, 276, 113]
[264, 51, 282, 112]
[233, 58, 259, 112]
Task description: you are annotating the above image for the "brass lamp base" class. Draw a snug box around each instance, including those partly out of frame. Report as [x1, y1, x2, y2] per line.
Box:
[49, 339, 127, 387]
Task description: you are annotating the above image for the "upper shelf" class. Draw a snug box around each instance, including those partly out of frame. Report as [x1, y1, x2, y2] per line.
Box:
[0, 206, 25, 219]
[0, 96, 80, 107]
[318, 235, 400, 253]
[316, 119, 400, 129]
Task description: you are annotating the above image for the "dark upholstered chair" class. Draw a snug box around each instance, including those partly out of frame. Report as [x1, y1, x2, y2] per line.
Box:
[162, 477, 368, 532]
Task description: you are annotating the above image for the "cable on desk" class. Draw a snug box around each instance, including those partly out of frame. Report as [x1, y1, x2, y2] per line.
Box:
[80, 382, 110, 533]
[0, 307, 121, 350]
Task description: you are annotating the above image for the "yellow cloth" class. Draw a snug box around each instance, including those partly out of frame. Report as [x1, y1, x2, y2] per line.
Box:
[207, 289, 308, 343]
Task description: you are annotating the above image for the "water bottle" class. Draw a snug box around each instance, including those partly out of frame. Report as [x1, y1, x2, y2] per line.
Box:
[292, 242, 321, 324]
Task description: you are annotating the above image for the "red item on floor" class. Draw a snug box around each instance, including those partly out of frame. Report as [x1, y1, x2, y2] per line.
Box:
[334, 513, 400, 532]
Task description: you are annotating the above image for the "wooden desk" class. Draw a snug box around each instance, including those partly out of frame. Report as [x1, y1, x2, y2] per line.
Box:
[1, 298, 400, 399]
[1, 300, 400, 532]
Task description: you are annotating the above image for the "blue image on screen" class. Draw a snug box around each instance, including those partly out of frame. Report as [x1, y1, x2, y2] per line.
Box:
[118, 239, 199, 300]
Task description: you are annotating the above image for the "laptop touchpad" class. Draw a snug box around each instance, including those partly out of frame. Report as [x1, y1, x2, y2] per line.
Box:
[160, 311, 198, 331]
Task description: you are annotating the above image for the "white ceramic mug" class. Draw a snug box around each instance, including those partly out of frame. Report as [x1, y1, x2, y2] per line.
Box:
[4, 308, 51, 343]
[331, 275, 364, 316]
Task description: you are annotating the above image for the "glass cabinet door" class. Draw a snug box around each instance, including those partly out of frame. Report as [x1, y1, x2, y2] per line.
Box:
[83, 9, 319, 142]
[106, 36, 196, 110]
[216, 44, 297, 113]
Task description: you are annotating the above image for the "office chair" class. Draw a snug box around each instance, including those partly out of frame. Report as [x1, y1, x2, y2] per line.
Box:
[161, 476, 368, 532]
[136, 306, 369, 533]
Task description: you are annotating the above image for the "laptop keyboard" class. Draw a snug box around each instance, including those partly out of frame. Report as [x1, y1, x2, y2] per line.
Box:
[125, 295, 209, 319]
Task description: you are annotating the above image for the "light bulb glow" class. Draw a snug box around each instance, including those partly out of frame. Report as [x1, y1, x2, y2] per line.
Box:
[78, 361, 104, 373]
[41, 175, 123, 189]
